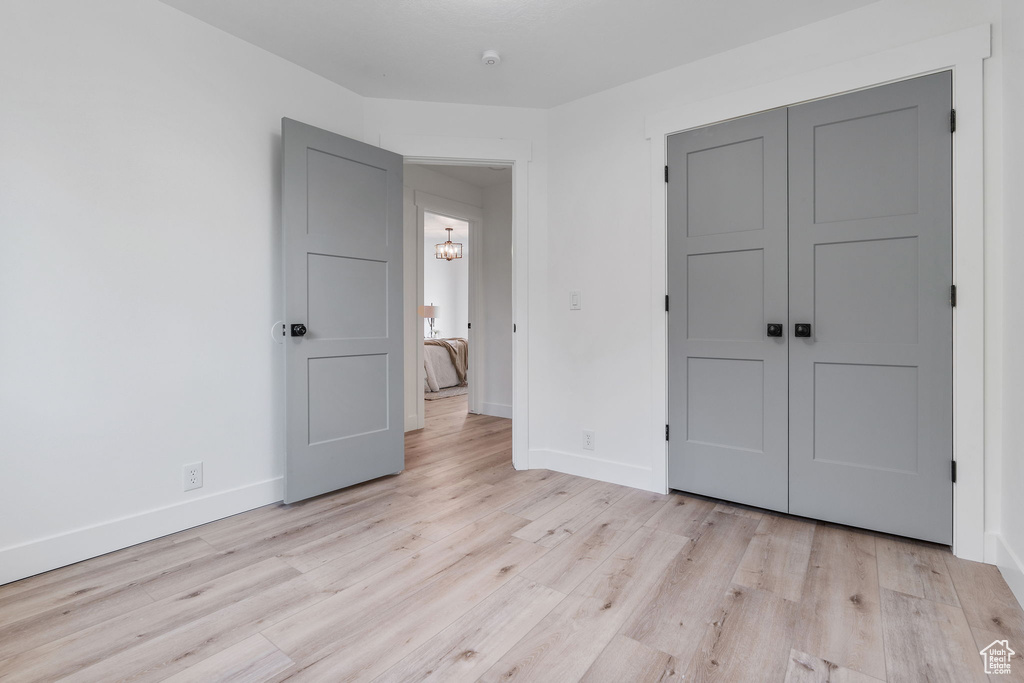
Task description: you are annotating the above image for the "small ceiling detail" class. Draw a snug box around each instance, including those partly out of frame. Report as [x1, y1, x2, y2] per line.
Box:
[157, 0, 878, 108]
[423, 164, 512, 189]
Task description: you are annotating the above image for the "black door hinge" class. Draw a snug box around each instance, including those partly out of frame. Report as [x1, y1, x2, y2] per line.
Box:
[665, 424, 670, 441]
[951, 460, 957, 483]
[950, 284, 957, 307]
[513, 323, 517, 333]
[665, 165, 669, 183]
[950, 109, 957, 133]
[467, 322, 471, 329]
[665, 295, 669, 312]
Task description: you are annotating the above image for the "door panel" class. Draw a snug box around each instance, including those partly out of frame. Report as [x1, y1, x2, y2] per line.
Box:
[813, 237, 919, 344]
[787, 72, 953, 543]
[283, 118, 404, 504]
[307, 254, 389, 340]
[687, 249, 765, 342]
[667, 108, 789, 512]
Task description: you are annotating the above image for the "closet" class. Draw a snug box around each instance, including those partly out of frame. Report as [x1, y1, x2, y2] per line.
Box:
[667, 72, 953, 544]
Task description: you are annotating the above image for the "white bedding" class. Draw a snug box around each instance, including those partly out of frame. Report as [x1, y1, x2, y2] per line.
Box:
[424, 343, 461, 391]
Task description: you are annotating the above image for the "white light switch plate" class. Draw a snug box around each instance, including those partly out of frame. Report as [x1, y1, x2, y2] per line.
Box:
[570, 290, 582, 310]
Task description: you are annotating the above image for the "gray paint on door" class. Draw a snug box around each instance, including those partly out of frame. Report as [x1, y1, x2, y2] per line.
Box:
[667, 72, 953, 544]
[667, 108, 790, 513]
[282, 118, 404, 504]
[787, 72, 953, 544]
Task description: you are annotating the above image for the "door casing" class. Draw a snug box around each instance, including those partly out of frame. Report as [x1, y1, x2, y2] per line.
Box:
[647, 25, 991, 560]
[410, 189, 485, 424]
[382, 134, 533, 470]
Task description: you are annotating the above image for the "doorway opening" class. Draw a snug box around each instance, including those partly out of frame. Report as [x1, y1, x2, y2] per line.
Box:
[422, 211, 470, 406]
[404, 162, 514, 441]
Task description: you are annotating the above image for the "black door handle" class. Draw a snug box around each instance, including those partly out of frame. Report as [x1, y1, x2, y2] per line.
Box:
[794, 323, 812, 338]
[290, 323, 307, 337]
[766, 323, 783, 337]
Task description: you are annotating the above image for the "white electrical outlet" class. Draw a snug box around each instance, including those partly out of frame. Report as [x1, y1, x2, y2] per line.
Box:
[183, 462, 203, 491]
[582, 430, 595, 451]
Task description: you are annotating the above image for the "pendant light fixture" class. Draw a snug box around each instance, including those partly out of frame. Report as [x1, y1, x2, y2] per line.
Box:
[435, 227, 463, 261]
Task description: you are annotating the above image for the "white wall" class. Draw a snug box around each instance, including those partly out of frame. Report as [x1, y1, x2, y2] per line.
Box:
[539, 0, 1015, 563]
[5, 0, 1020, 596]
[0, 7, 548, 581]
[0, 0, 365, 584]
[997, 0, 1024, 602]
[479, 182, 515, 417]
[423, 214, 470, 341]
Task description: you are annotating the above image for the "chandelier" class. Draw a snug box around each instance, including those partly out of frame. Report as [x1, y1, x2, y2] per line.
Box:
[435, 227, 463, 261]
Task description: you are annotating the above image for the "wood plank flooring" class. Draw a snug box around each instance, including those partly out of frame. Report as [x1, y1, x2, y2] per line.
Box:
[1, 395, 1021, 682]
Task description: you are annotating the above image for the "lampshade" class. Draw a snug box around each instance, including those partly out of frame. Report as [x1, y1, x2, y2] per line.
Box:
[418, 305, 439, 318]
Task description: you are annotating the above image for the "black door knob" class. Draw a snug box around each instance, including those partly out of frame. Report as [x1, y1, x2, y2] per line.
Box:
[290, 323, 307, 337]
[794, 323, 812, 338]
[766, 323, 783, 337]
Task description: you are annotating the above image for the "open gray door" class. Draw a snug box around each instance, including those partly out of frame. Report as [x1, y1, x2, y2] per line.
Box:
[282, 118, 404, 504]
[667, 108, 790, 512]
[787, 72, 953, 543]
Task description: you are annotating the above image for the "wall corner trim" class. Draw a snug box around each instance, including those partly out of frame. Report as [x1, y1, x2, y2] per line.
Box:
[479, 402, 513, 419]
[987, 531, 1024, 610]
[529, 448, 655, 492]
[0, 478, 283, 586]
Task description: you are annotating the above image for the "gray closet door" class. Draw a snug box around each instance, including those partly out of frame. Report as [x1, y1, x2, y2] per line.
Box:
[282, 118, 404, 504]
[667, 108, 790, 512]
[787, 72, 953, 543]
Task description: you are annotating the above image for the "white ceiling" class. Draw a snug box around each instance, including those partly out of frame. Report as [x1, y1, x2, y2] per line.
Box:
[158, 0, 879, 108]
[424, 164, 513, 189]
[424, 211, 469, 239]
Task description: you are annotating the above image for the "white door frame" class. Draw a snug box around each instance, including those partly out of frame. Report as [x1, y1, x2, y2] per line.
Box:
[413, 191, 483, 420]
[646, 25, 991, 561]
[382, 134, 532, 470]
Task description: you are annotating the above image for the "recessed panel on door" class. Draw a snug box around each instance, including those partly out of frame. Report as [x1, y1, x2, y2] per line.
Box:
[687, 357, 764, 452]
[788, 72, 952, 543]
[812, 107, 920, 223]
[307, 148, 389, 250]
[813, 363, 919, 473]
[308, 354, 389, 445]
[667, 108, 789, 513]
[813, 238, 919, 344]
[687, 138, 765, 235]
[687, 250, 764, 342]
[307, 254, 388, 340]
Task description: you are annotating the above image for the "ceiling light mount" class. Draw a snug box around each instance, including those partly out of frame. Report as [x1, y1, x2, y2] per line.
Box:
[481, 50, 501, 66]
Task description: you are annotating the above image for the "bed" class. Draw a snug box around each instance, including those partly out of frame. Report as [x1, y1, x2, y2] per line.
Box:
[424, 337, 468, 392]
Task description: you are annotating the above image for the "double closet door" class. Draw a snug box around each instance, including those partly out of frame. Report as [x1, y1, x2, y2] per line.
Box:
[667, 72, 953, 544]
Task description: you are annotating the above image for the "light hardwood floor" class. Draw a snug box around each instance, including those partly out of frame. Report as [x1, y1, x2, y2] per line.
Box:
[2, 395, 1022, 682]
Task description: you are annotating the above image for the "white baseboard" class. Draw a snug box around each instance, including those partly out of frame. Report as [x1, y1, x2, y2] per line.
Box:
[479, 402, 513, 419]
[987, 531, 1024, 610]
[0, 478, 283, 586]
[529, 449, 654, 492]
